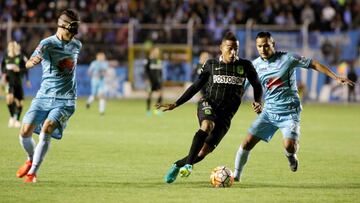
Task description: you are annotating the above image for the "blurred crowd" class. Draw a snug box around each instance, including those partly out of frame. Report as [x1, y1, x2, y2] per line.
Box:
[0, 0, 360, 63]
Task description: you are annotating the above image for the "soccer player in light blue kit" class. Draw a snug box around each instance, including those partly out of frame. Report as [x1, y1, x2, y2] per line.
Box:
[86, 52, 108, 115]
[16, 9, 82, 183]
[234, 32, 354, 182]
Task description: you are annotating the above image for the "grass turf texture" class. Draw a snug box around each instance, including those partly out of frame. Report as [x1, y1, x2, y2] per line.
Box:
[0, 99, 359, 203]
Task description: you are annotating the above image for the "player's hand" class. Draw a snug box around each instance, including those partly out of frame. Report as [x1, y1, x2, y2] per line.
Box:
[12, 66, 21, 72]
[335, 76, 355, 86]
[26, 55, 42, 68]
[252, 102, 262, 114]
[155, 103, 177, 112]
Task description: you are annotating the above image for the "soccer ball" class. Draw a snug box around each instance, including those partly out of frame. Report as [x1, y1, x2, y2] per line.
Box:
[210, 166, 234, 188]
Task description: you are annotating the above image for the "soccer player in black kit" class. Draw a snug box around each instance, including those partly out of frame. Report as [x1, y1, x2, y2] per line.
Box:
[144, 47, 163, 116]
[1, 41, 30, 128]
[156, 32, 263, 184]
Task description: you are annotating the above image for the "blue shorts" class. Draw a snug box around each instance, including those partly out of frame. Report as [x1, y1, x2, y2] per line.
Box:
[91, 78, 106, 96]
[248, 110, 300, 142]
[22, 98, 76, 139]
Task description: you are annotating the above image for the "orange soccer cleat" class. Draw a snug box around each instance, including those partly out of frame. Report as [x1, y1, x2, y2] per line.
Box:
[24, 174, 37, 183]
[16, 160, 32, 178]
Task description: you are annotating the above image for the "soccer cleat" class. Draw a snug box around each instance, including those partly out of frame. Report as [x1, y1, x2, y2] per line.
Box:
[287, 154, 299, 172]
[146, 111, 152, 117]
[14, 120, 21, 128]
[8, 117, 15, 128]
[24, 174, 37, 183]
[164, 164, 180, 183]
[86, 103, 90, 109]
[153, 109, 162, 116]
[16, 160, 32, 178]
[233, 171, 241, 182]
[179, 164, 193, 178]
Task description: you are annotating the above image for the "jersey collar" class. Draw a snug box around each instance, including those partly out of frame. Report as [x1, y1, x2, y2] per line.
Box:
[260, 51, 278, 63]
[219, 55, 239, 64]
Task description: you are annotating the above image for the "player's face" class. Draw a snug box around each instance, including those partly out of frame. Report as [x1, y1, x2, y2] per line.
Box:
[220, 40, 239, 63]
[256, 37, 275, 60]
[57, 14, 80, 40]
[150, 48, 160, 59]
[7, 42, 19, 56]
[97, 53, 106, 60]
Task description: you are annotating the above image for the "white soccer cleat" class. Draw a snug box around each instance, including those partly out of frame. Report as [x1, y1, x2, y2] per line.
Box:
[14, 120, 21, 128]
[8, 117, 15, 128]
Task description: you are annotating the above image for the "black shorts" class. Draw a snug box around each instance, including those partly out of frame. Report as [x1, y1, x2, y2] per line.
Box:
[150, 81, 162, 91]
[7, 84, 24, 100]
[197, 99, 232, 148]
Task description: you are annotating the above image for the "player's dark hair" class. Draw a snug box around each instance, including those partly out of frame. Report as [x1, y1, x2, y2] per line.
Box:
[60, 9, 80, 21]
[58, 9, 80, 35]
[222, 31, 237, 42]
[256, 31, 272, 39]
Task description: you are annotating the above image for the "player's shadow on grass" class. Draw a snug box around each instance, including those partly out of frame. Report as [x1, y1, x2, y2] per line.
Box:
[45, 180, 213, 188]
[44, 180, 360, 189]
[238, 182, 360, 189]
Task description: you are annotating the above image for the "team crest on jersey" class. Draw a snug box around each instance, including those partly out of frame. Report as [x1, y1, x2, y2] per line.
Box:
[236, 66, 244, 74]
[57, 57, 75, 72]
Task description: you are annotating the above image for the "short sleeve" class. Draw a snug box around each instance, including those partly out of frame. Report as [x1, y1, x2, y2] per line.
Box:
[289, 53, 311, 69]
[31, 40, 49, 59]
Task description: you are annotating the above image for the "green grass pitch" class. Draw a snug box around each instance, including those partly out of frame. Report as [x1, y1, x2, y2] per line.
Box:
[0, 99, 359, 202]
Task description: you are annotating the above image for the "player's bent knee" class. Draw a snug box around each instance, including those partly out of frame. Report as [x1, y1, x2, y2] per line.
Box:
[200, 120, 215, 134]
[42, 120, 57, 134]
[20, 124, 35, 137]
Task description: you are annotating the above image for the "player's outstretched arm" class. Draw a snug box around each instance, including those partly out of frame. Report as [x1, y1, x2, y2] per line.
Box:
[25, 55, 42, 69]
[310, 60, 355, 86]
[155, 103, 177, 112]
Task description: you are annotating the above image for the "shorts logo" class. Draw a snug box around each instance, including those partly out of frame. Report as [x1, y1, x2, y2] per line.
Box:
[213, 75, 244, 85]
[204, 109, 212, 115]
[59, 114, 68, 123]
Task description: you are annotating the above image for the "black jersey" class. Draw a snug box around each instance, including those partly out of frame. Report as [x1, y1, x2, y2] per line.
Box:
[175, 57, 262, 112]
[144, 58, 163, 85]
[1, 54, 28, 87]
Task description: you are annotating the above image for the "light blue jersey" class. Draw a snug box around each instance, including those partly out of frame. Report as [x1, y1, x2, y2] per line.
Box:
[252, 51, 311, 114]
[88, 60, 108, 96]
[32, 35, 82, 100]
[88, 60, 108, 80]
[248, 51, 311, 142]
